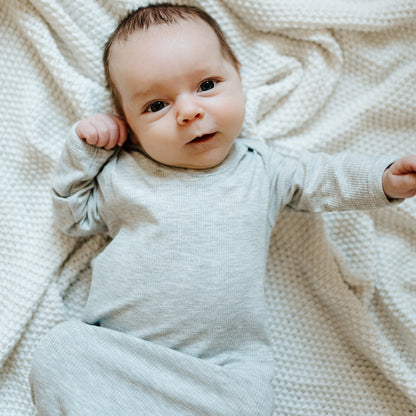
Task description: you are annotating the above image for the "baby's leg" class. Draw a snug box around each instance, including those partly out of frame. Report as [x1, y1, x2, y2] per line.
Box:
[30, 321, 273, 415]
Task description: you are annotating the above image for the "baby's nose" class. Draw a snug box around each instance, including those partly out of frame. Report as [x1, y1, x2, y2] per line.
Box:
[176, 96, 204, 125]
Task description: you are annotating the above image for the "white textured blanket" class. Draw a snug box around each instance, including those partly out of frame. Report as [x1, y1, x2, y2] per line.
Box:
[1, 0, 416, 414]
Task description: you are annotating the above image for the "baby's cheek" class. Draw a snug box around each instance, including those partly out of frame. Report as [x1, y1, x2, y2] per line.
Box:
[228, 98, 246, 130]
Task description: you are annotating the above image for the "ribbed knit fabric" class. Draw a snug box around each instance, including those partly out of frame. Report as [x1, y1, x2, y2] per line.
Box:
[1, 0, 415, 415]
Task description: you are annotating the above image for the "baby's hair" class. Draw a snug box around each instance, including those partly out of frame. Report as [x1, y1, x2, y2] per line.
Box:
[103, 2, 241, 116]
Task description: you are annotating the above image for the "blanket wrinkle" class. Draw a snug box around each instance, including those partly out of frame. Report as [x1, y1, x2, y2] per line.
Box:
[267, 209, 416, 413]
[241, 28, 342, 140]
[228, 0, 416, 31]
[310, 225, 416, 404]
[1, 0, 416, 414]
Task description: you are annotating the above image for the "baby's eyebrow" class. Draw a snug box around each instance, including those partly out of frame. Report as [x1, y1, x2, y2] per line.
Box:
[132, 89, 153, 101]
[131, 82, 170, 101]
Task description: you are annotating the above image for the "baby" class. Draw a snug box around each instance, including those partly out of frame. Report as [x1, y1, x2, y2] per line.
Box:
[30, 3, 416, 415]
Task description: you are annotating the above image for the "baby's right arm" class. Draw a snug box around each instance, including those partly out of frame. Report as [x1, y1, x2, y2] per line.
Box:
[76, 113, 128, 150]
[52, 114, 127, 237]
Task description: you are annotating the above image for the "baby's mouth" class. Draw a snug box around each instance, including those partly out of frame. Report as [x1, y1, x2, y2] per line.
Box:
[188, 133, 216, 143]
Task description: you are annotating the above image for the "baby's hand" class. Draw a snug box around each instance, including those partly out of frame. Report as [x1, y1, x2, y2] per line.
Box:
[382, 156, 416, 200]
[75, 114, 128, 150]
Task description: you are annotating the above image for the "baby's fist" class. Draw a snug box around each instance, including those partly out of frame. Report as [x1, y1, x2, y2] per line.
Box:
[382, 155, 416, 200]
[76, 114, 128, 150]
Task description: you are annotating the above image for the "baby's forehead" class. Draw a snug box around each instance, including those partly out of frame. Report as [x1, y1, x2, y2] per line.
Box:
[110, 18, 235, 71]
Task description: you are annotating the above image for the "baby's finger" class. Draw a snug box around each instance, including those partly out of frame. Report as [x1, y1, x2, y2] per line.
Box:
[102, 117, 121, 150]
[83, 123, 100, 146]
[115, 117, 128, 147]
[76, 121, 99, 145]
[390, 155, 416, 176]
[399, 173, 416, 198]
[94, 125, 111, 148]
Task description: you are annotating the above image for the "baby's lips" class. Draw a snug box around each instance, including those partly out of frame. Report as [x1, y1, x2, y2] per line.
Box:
[188, 132, 216, 143]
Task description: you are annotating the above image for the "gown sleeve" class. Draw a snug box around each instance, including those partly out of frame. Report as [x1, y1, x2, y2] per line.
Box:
[267, 148, 401, 225]
[51, 125, 117, 237]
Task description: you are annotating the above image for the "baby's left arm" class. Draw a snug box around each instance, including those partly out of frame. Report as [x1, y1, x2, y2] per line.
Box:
[382, 156, 416, 200]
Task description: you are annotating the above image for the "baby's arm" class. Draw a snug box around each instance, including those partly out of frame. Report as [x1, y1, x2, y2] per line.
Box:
[268, 149, 406, 223]
[52, 114, 127, 237]
[382, 156, 416, 200]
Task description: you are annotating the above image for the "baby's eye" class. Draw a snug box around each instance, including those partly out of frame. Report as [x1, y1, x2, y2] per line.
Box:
[199, 80, 216, 92]
[146, 101, 167, 113]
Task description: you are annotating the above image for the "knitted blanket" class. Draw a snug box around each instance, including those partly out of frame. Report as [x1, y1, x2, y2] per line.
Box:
[1, 0, 415, 414]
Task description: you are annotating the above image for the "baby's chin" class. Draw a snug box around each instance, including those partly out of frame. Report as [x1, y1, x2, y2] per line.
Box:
[176, 149, 233, 170]
[131, 134, 235, 170]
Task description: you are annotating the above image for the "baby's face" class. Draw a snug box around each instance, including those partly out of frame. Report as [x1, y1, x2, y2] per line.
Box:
[109, 18, 246, 169]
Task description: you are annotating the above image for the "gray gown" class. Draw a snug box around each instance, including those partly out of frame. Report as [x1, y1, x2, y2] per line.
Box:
[30, 128, 394, 415]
